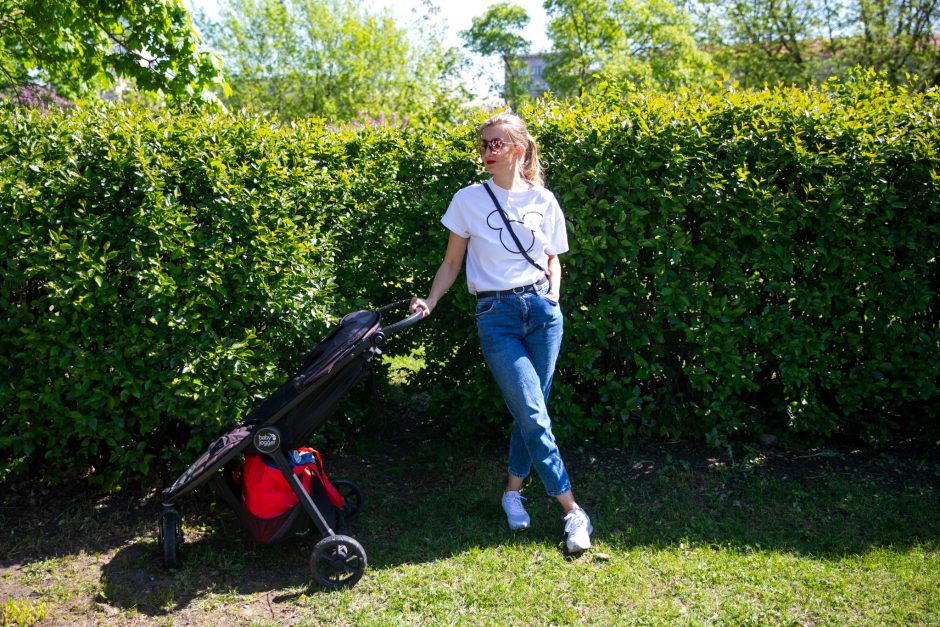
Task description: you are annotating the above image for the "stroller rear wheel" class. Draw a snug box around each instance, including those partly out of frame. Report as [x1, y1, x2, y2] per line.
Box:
[159, 507, 183, 569]
[332, 479, 364, 520]
[310, 534, 366, 589]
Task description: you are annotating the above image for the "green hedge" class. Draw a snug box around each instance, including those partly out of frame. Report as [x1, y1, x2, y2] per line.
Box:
[2, 73, 937, 488]
[0, 106, 342, 488]
[329, 75, 939, 448]
[539, 78, 939, 445]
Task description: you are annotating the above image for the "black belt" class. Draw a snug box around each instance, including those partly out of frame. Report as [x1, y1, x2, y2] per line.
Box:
[476, 278, 548, 299]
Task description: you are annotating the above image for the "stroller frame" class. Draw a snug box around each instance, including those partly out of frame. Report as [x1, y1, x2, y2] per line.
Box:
[158, 301, 422, 589]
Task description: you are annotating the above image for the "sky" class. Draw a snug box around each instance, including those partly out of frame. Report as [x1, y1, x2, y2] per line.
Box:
[183, 0, 552, 102]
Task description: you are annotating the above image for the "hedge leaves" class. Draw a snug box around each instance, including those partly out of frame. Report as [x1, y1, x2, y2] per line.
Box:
[2, 72, 937, 488]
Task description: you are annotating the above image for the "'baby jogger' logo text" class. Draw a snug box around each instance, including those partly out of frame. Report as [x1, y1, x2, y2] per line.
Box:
[253, 428, 280, 453]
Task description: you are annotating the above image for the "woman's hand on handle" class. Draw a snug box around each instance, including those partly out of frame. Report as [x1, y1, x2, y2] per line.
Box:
[410, 297, 432, 318]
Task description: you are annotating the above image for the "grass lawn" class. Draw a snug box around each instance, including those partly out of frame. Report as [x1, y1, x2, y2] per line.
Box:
[1, 413, 938, 626]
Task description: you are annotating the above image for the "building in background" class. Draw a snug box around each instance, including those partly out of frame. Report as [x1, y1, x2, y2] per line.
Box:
[516, 53, 550, 99]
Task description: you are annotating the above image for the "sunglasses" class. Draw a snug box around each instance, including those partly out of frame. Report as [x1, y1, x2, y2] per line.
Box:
[479, 138, 509, 153]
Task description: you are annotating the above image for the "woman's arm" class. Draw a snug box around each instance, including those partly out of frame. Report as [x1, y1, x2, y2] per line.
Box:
[546, 254, 561, 301]
[410, 231, 469, 317]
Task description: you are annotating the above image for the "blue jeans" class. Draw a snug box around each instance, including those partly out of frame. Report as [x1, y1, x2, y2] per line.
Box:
[475, 285, 571, 497]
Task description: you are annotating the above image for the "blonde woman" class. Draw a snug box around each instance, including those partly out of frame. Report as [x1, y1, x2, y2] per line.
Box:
[410, 113, 592, 552]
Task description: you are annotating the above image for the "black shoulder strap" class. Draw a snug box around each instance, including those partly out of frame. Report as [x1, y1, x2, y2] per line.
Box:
[483, 182, 549, 279]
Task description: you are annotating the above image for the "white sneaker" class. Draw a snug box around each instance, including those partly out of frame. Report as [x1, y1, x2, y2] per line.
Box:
[563, 508, 593, 553]
[501, 491, 530, 530]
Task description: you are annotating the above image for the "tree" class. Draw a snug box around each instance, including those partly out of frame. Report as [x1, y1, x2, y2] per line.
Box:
[842, 0, 940, 85]
[460, 2, 534, 108]
[694, 0, 819, 87]
[197, 0, 467, 122]
[544, 0, 617, 97]
[0, 0, 226, 104]
[544, 0, 714, 98]
[605, 0, 715, 88]
[690, 0, 940, 88]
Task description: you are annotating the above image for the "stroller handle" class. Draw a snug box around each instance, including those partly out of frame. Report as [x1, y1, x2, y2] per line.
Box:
[373, 300, 424, 346]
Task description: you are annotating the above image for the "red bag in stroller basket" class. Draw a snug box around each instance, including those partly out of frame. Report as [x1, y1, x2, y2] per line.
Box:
[242, 448, 345, 519]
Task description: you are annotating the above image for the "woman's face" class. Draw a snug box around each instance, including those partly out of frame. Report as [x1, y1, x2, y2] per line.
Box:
[480, 124, 523, 178]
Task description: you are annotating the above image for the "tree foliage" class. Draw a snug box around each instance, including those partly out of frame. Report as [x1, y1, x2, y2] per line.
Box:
[690, 0, 940, 88]
[0, 0, 226, 104]
[460, 2, 534, 108]
[543, 0, 715, 97]
[197, 0, 467, 122]
[843, 0, 940, 84]
[542, 0, 613, 97]
[603, 0, 716, 88]
[690, 0, 819, 86]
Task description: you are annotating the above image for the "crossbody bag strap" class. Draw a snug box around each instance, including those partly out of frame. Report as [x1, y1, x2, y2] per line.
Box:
[483, 182, 549, 279]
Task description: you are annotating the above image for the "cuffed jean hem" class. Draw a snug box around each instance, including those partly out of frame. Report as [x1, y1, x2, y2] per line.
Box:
[544, 482, 573, 498]
[507, 471, 571, 497]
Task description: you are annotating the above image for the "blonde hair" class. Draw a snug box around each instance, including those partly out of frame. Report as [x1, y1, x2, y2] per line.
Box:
[477, 112, 544, 187]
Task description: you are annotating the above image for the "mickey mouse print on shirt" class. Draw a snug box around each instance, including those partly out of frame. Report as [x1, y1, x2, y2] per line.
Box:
[486, 208, 543, 255]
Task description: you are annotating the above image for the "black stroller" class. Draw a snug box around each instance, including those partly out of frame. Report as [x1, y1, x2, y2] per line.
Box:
[158, 301, 422, 589]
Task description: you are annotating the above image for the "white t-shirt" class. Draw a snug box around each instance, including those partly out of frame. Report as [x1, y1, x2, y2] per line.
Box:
[441, 179, 569, 294]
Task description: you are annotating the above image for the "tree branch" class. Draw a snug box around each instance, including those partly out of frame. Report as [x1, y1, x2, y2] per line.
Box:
[0, 10, 57, 64]
[76, 4, 158, 68]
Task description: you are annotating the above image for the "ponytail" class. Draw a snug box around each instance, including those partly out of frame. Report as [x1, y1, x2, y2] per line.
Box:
[521, 136, 544, 187]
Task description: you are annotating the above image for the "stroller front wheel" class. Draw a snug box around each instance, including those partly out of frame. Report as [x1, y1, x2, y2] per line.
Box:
[310, 534, 366, 589]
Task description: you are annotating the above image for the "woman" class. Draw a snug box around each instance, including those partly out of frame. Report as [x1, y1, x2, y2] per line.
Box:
[409, 112, 592, 553]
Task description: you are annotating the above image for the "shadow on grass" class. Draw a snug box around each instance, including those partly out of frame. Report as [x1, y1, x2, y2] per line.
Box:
[4, 412, 938, 618]
[576, 441, 940, 557]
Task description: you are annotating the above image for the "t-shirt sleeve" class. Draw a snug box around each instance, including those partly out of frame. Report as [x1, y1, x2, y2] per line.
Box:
[543, 192, 569, 255]
[441, 190, 470, 238]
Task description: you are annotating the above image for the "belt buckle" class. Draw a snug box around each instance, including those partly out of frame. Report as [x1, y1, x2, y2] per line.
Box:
[512, 285, 526, 295]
